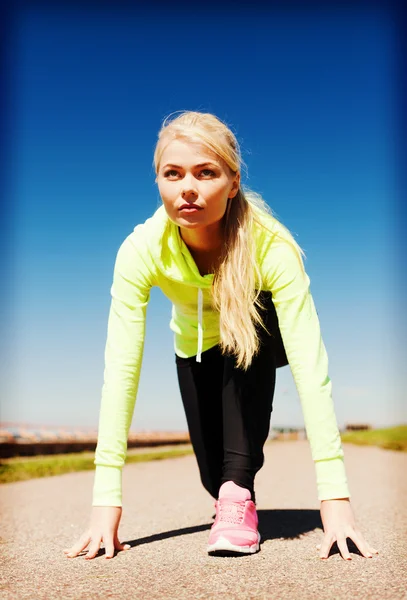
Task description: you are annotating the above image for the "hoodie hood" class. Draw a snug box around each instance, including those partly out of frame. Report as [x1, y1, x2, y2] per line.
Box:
[145, 204, 215, 290]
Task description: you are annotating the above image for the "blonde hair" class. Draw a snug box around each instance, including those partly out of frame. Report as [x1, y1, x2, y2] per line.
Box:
[153, 110, 306, 370]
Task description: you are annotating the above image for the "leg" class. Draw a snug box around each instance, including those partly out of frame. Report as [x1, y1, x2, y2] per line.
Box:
[176, 344, 225, 499]
[176, 290, 279, 503]
[221, 291, 277, 504]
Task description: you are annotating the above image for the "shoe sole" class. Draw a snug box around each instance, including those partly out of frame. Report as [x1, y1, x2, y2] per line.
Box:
[207, 531, 261, 555]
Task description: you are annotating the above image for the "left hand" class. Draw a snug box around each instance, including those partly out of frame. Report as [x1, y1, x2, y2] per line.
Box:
[317, 498, 379, 560]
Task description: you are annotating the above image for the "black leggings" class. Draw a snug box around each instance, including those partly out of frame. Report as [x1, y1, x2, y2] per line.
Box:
[175, 291, 286, 504]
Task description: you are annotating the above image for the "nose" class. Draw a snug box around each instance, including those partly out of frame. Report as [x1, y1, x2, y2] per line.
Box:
[181, 174, 198, 198]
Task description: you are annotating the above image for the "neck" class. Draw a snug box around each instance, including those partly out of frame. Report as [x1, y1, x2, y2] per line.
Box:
[179, 223, 224, 254]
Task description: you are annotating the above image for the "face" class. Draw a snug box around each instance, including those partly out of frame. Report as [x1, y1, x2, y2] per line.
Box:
[155, 138, 240, 233]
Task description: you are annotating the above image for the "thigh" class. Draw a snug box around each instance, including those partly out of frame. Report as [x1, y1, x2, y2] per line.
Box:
[222, 293, 277, 459]
[261, 289, 288, 369]
[175, 345, 225, 491]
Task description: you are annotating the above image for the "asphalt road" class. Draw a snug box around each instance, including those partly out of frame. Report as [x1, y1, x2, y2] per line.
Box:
[1, 440, 406, 599]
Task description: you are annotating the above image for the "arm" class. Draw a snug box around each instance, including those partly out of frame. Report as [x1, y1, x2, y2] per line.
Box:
[92, 232, 153, 507]
[264, 237, 350, 501]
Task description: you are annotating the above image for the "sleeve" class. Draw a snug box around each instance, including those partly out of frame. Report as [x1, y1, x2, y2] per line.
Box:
[92, 232, 153, 507]
[263, 238, 351, 502]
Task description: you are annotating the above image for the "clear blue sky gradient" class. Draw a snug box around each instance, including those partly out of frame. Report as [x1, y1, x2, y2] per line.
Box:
[3, 5, 405, 432]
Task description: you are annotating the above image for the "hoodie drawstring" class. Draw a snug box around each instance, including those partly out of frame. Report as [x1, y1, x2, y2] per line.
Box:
[196, 288, 203, 362]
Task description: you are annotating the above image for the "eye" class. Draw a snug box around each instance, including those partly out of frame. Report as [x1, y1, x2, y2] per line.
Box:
[200, 169, 216, 177]
[163, 169, 179, 178]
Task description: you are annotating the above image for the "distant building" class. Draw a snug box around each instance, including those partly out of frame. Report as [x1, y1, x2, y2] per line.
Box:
[344, 423, 372, 431]
[269, 427, 306, 441]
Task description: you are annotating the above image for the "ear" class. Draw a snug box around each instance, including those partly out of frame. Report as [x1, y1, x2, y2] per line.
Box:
[228, 172, 240, 198]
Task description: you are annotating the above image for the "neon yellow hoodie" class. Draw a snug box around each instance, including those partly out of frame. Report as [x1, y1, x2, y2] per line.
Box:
[92, 202, 350, 506]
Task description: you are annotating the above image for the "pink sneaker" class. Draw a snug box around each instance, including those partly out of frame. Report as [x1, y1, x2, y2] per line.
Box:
[207, 481, 261, 555]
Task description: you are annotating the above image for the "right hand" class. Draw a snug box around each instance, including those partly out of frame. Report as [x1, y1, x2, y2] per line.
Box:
[63, 506, 131, 560]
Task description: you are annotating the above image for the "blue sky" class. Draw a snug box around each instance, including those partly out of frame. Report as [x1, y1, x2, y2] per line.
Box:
[2, 4, 405, 433]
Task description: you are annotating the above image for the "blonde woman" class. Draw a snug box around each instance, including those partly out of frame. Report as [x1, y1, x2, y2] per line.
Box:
[64, 111, 379, 560]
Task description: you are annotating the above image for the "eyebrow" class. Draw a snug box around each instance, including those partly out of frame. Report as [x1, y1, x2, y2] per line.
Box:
[161, 162, 219, 170]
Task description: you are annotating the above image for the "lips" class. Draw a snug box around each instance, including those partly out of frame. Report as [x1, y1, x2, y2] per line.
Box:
[179, 204, 203, 210]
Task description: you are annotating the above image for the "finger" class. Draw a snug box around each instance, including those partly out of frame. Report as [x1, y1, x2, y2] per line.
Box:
[104, 536, 130, 559]
[63, 533, 90, 555]
[85, 537, 102, 560]
[104, 538, 121, 559]
[351, 530, 379, 556]
[337, 537, 352, 561]
[64, 534, 91, 558]
[114, 534, 131, 553]
[350, 530, 373, 558]
[319, 535, 334, 559]
[366, 541, 379, 554]
[104, 539, 115, 559]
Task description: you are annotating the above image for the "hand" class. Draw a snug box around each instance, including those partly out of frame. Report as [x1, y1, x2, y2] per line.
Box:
[63, 506, 131, 560]
[317, 498, 379, 560]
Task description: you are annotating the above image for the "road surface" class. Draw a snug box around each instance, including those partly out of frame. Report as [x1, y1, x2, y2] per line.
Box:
[1, 440, 406, 599]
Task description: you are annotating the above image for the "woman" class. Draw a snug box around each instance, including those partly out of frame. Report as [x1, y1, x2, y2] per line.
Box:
[64, 111, 379, 560]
